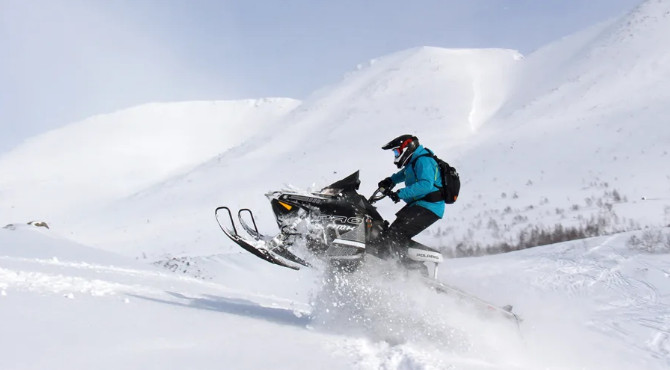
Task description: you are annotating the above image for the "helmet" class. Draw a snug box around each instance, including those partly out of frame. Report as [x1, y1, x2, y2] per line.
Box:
[382, 134, 419, 168]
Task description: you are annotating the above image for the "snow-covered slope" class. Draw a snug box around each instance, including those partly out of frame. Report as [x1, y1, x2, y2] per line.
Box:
[502, 0, 670, 120]
[447, 0, 670, 253]
[0, 98, 300, 223]
[2, 223, 669, 369]
[0, 226, 339, 370]
[441, 228, 670, 369]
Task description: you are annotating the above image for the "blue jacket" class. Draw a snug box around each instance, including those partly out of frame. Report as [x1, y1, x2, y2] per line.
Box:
[390, 145, 444, 218]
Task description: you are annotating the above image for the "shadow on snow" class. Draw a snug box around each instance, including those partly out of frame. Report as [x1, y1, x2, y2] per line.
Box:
[128, 291, 311, 328]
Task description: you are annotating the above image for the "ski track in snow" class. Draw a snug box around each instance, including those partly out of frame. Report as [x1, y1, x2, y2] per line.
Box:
[522, 235, 670, 365]
[0, 256, 162, 297]
[0, 255, 311, 317]
[0, 266, 148, 297]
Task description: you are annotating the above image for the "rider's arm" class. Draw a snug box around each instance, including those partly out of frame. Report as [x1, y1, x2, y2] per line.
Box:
[390, 169, 406, 184]
[397, 157, 437, 201]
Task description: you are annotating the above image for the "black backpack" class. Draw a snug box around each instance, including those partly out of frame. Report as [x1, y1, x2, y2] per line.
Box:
[412, 151, 460, 204]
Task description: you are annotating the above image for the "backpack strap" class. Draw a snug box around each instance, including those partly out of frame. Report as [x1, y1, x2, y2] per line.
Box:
[421, 190, 444, 202]
[409, 151, 443, 203]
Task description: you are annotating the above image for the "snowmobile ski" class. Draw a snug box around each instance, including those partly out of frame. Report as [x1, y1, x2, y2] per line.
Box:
[215, 207, 309, 270]
[238, 208, 267, 241]
[235, 207, 311, 267]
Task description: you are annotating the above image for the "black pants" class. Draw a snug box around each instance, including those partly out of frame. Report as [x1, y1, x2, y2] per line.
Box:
[375, 204, 439, 258]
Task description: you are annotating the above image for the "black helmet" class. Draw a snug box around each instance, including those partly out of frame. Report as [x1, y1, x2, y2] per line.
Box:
[382, 134, 419, 168]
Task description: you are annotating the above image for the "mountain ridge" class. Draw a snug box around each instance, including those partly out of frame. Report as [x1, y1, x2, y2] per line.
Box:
[1, 0, 669, 258]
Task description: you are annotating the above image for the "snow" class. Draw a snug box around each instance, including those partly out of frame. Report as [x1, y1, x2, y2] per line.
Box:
[0, 98, 300, 221]
[2, 0, 670, 368]
[3, 222, 669, 369]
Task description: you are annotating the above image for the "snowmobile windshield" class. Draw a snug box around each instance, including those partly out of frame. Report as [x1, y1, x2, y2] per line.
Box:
[320, 171, 361, 194]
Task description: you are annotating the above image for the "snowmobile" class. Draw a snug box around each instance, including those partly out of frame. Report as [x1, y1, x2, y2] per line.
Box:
[215, 171, 521, 325]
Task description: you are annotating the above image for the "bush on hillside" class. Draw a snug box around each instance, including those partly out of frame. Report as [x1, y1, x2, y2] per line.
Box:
[627, 229, 670, 254]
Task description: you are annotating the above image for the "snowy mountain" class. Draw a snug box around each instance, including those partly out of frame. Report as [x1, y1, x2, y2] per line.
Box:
[454, 0, 670, 253]
[502, 0, 670, 119]
[2, 0, 670, 369]
[56, 46, 523, 257]
[0, 98, 299, 222]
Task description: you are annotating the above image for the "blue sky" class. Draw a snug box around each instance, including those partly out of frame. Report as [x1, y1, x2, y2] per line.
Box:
[0, 0, 641, 153]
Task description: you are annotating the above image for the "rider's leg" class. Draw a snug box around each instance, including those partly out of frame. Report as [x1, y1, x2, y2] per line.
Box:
[379, 205, 439, 259]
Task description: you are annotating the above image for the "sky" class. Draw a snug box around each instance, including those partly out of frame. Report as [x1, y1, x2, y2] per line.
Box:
[0, 0, 641, 153]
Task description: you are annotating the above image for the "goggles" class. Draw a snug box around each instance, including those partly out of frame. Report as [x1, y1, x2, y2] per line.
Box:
[393, 147, 402, 158]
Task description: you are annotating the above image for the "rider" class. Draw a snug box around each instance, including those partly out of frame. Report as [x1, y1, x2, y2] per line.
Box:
[375, 134, 444, 261]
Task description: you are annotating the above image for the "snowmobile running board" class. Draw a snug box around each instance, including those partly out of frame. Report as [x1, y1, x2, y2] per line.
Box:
[215, 206, 309, 270]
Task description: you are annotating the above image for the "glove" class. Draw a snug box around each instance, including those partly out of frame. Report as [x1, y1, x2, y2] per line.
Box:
[388, 191, 400, 203]
[378, 177, 394, 190]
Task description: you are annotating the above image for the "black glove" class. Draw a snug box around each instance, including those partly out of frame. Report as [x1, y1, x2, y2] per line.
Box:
[388, 191, 400, 203]
[378, 177, 394, 190]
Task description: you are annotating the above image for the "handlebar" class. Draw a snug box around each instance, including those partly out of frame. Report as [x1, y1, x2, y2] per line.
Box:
[368, 187, 389, 204]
